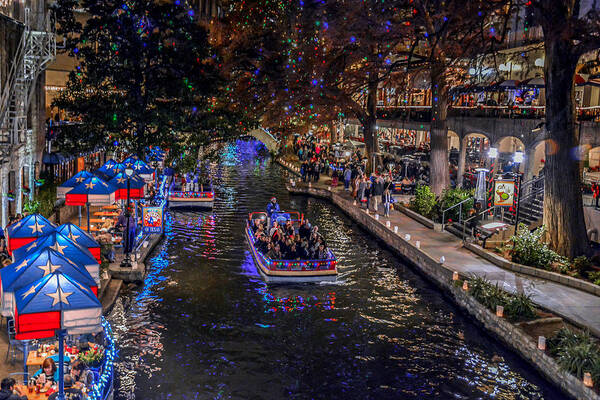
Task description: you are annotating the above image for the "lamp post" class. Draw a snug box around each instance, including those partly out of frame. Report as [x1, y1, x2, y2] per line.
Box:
[513, 151, 524, 230]
[121, 167, 134, 268]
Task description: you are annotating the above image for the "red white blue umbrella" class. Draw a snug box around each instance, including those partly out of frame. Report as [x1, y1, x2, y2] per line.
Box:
[11, 231, 100, 284]
[65, 176, 116, 206]
[131, 159, 155, 182]
[55, 223, 101, 263]
[6, 214, 56, 255]
[57, 170, 94, 199]
[1, 248, 98, 317]
[65, 176, 116, 232]
[14, 270, 102, 338]
[109, 172, 146, 200]
[96, 159, 118, 176]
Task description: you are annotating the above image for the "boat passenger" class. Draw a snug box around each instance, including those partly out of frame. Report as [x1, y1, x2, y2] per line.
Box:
[267, 244, 282, 259]
[317, 244, 329, 260]
[298, 220, 311, 240]
[266, 197, 280, 217]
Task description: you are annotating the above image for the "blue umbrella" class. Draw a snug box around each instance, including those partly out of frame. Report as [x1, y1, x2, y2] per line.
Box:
[11, 232, 99, 280]
[57, 171, 94, 199]
[2, 248, 96, 298]
[55, 223, 100, 249]
[14, 270, 102, 398]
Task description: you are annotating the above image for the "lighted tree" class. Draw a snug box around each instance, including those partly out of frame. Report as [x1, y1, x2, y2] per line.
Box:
[527, 0, 600, 257]
[219, 0, 328, 148]
[52, 0, 253, 156]
[408, 0, 513, 195]
[290, 0, 414, 169]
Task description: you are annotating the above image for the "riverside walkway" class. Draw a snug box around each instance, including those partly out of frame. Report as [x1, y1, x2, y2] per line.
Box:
[280, 162, 600, 337]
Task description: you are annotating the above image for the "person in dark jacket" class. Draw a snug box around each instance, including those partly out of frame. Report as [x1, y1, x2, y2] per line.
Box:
[0, 378, 27, 400]
[48, 375, 83, 400]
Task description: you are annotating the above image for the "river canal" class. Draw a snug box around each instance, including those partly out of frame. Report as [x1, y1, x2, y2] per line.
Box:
[109, 139, 561, 399]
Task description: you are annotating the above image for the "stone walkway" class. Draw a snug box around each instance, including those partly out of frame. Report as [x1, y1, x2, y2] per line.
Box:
[281, 161, 600, 336]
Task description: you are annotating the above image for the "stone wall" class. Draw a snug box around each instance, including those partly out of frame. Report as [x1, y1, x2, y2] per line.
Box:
[288, 183, 599, 400]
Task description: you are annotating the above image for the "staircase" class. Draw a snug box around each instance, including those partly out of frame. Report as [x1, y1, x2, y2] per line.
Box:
[502, 176, 545, 228]
[0, 7, 56, 159]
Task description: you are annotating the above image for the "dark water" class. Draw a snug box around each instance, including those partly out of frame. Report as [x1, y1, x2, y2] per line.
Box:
[110, 139, 562, 400]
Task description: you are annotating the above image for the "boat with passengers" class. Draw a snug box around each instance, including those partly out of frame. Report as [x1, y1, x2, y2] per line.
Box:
[168, 173, 214, 209]
[245, 209, 338, 282]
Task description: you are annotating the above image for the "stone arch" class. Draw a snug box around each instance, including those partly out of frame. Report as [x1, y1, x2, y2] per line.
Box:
[494, 136, 526, 174]
[447, 130, 460, 150]
[456, 132, 491, 187]
[524, 140, 548, 181]
[589, 146, 600, 169]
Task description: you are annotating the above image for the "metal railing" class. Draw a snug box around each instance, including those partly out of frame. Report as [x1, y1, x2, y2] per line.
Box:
[461, 205, 500, 242]
[441, 197, 475, 231]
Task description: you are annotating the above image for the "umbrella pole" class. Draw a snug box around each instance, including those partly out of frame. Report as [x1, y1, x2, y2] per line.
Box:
[87, 202, 90, 233]
[78, 206, 81, 228]
[22, 341, 29, 384]
[57, 329, 65, 400]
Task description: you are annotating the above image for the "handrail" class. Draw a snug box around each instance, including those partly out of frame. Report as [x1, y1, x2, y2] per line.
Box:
[441, 196, 474, 230]
[0, 29, 28, 130]
[461, 205, 497, 242]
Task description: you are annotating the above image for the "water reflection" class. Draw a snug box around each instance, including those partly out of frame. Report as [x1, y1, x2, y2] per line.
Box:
[110, 139, 561, 400]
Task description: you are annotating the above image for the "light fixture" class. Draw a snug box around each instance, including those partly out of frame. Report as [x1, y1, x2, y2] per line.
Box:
[538, 336, 546, 350]
[488, 147, 498, 159]
[124, 167, 134, 177]
[513, 151, 524, 164]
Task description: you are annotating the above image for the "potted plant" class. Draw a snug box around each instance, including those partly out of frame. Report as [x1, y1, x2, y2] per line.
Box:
[78, 345, 105, 368]
[6, 191, 15, 202]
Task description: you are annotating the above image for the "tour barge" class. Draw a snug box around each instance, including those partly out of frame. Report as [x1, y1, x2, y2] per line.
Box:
[168, 180, 214, 209]
[245, 211, 337, 282]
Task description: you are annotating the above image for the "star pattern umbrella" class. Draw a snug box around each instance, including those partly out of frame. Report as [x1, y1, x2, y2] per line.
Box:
[65, 176, 116, 206]
[131, 159, 155, 182]
[57, 170, 94, 199]
[96, 159, 117, 176]
[65, 176, 116, 232]
[1, 248, 98, 317]
[11, 231, 100, 284]
[55, 223, 101, 263]
[6, 214, 56, 255]
[109, 172, 146, 200]
[14, 270, 101, 340]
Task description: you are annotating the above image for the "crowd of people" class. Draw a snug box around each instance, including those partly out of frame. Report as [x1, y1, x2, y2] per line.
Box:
[251, 198, 331, 261]
[0, 350, 95, 399]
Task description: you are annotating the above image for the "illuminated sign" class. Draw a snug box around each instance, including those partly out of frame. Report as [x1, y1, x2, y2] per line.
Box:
[142, 207, 163, 234]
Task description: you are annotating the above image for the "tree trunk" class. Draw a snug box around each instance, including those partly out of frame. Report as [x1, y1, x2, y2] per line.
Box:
[429, 62, 450, 195]
[542, 34, 589, 258]
[457, 137, 467, 187]
[363, 79, 379, 173]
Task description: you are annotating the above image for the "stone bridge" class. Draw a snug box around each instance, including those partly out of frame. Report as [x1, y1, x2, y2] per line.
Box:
[247, 128, 280, 153]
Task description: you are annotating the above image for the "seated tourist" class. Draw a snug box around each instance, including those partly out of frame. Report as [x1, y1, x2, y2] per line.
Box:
[0, 377, 27, 400]
[32, 358, 58, 389]
[70, 360, 94, 389]
[48, 375, 83, 400]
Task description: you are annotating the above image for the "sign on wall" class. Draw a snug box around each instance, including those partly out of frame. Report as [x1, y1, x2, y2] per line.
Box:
[142, 206, 163, 234]
[494, 180, 515, 207]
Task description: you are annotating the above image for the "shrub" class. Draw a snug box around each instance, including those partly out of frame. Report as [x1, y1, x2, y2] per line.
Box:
[504, 292, 536, 320]
[23, 199, 40, 214]
[438, 188, 474, 223]
[587, 270, 600, 286]
[409, 185, 437, 220]
[467, 275, 535, 321]
[573, 256, 592, 276]
[548, 328, 600, 382]
[510, 224, 566, 270]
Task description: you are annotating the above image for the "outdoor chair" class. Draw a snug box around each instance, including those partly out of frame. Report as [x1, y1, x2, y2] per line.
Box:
[6, 318, 26, 365]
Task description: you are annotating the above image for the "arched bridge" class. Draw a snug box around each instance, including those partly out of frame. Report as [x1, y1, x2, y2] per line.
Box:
[247, 128, 280, 153]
